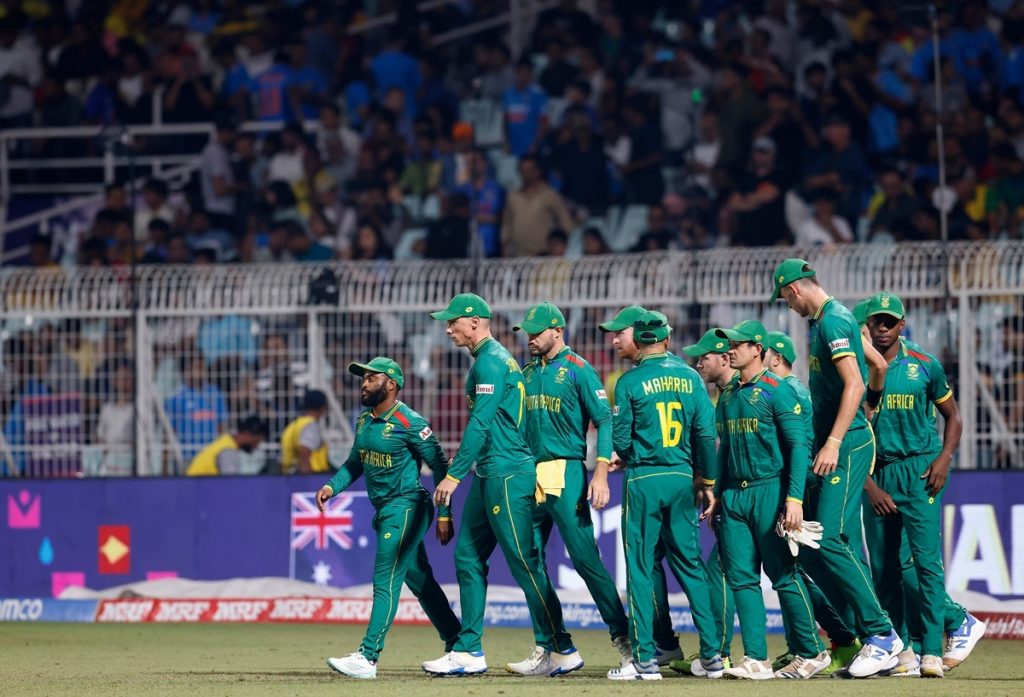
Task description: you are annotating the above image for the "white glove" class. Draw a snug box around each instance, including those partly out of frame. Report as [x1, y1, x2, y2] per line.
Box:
[776, 518, 824, 557]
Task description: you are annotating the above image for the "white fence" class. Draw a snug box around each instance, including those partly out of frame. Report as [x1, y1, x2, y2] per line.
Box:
[0, 242, 1021, 477]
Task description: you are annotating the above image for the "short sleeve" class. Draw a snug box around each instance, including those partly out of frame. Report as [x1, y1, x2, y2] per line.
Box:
[299, 422, 323, 450]
[820, 314, 858, 362]
[927, 358, 953, 404]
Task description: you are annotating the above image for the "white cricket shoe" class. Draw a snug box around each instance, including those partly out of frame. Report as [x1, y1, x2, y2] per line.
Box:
[944, 612, 986, 670]
[607, 660, 662, 680]
[847, 631, 903, 678]
[506, 646, 584, 677]
[920, 655, 945, 678]
[774, 651, 831, 679]
[326, 652, 377, 680]
[654, 642, 684, 666]
[690, 653, 726, 678]
[612, 635, 633, 667]
[725, 656, 776, 680]
[421, 650, 488, 676]
[883, 649, 920, 677]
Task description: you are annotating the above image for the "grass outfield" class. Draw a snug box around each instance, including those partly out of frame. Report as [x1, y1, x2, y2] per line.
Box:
[2, 624, 1023, 697]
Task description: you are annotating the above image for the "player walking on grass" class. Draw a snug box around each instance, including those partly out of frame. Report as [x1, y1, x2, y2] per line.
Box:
[607, 311, 724, 681]
[770, 259, 903, 677]
[318, 357, 461, 680]
[711, 321, 830, 680]
[425, 293, 583, 677]
[514, 302, 634, 669]
[598, 306, 684, 666]
[861, 292, 986, 678]
[764, 331, 863, 674]
[667, 329, 739, 676]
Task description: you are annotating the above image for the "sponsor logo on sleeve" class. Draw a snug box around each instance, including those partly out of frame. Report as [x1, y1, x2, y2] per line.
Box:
[828, 338, 850, 352]
[419, 427, 433, 440]
[476, 384, 495, 394]
[612, 406, 619, 416]
[596, 389, 607, 399]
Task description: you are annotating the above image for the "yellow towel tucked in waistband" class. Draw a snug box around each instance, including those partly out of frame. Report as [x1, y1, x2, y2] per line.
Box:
[535, 459, 567, 503]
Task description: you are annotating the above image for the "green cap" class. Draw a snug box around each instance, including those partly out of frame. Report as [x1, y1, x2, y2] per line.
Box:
[682, 329, 729, 357]
[634, 311, 672, 344]
[865, 292, 905, 320]
[348, 356, 405, 389]
[715, 319, 768, 345]
[513, 302, 566, 333]
[430, 292, 492, 321]
[769, 258, 817, 303]
[851, 298, 871, 327]
[765, 331, 797, 365]
[598, 305, 647, 332]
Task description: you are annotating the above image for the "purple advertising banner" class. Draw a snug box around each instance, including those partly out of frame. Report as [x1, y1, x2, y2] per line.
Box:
[1, 472, 1022, 615]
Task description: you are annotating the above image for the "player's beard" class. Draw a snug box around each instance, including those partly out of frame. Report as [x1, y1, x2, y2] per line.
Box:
[361, 384, 388, 407]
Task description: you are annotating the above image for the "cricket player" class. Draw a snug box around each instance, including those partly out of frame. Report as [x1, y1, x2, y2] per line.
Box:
[770, 259, 903, 677]
[712, 320, 829, 679]
[861, 292, 986, 677]
[669, 329, 739, 675]
[608, 310, 724, 681]
[425, 293, 583, 677]
[764, 331, 863, 673]
[514, 302, 633, 669]
[598, 305, 683, 665]
[318, 357, 461, 680]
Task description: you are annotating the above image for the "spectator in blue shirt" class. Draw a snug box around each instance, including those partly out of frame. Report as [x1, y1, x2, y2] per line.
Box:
[948, 1, 1001, 94]
[213, 42, 251, 120]
[503, 58, 549, 157]
[457, 148, 505, 256]
[164, 355, 227, 465]
[252, 52, 291, 122]
[285, 220, 334, 261]
[2, 335, 50, 476]
[371, 31, 421, 119]
[285, 41, 328, 123]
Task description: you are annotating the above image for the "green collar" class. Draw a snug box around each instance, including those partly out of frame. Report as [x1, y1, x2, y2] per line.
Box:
[739, 367, 768, 387]
[812, 296, 835, 321]
[540, 345, 571, 367]
[470, 337, 492, 356]
[637, 352, 669, 364]
[374, 401, 403, 422]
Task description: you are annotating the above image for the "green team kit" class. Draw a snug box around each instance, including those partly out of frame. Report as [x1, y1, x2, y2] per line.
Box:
[317, 278, 984, 682]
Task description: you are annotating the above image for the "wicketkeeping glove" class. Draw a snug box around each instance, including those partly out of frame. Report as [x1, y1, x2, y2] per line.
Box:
[776, 518, 824, 557]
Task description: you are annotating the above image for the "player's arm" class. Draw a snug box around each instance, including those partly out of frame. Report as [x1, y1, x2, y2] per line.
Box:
[692, 387, 719, 521]
[316, 450, 363, 511]
[813, 354, 864, 475]
[296, 421, 323, 474]
[775, 383, 811, 529]
[611, 377, 635, 464]
[446, 356, 505, 483]
[408, 418, 453, 520]
[580, 364, 613, 508]
[922, 361, 962, 496]
[861, 329, 887, 415]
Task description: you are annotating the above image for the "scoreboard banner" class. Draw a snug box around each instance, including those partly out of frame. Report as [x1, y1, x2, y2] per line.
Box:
[1, 472, 1023, 636]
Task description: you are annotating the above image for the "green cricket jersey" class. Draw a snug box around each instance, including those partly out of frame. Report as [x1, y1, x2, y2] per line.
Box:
[808, 297, 869, 444]
[326, 401, 452, 517]
[716, 369, 811, 501]
[872, 338, 953, 466]
[522, 345, 612, 463]
[783, 374, 814, 450]
[612, 352, 718, 482]
[447, 337, 535, 480]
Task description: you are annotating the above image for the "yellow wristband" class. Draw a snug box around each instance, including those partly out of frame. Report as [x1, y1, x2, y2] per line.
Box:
[702, 478, 716, 487]
[445, 474, 461, 484]
[825, 436, 842, 450]
[785, 497, 803, 504]
[595, 457, 611, 464]
[436, 517, 451, 522]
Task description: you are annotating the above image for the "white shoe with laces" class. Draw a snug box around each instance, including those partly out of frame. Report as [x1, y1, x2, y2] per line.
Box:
[654, 642, 684, 666]
[607, 660, 662, 681]
[944, 612, 986, 670]
[847, 631, 903, 678]
[920, 654, 945, 678]
[326, 652, 377, 680]
[612, 635, 633, 667]
[725, 656, 776, 680]
[506, 646, 584, 677]
[421, 650, 488, 676]
[774, 651, 831, 679]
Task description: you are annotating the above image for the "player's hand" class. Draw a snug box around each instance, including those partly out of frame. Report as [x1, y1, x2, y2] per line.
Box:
[315, 485, 333, 512]
[783, 500, 803, 532]
[434, 477, 459, 508]
[435, 518, 454, 546]
[812, 444, 839, 476]
[608, 454, 624, 472]
[588, 473, 610, 510]
[921, 454, 951, 497]
[864, 477, 897, 515]
[698, 487, 718, 525]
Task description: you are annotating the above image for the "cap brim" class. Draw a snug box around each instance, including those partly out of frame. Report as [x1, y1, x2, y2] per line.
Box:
[513, 320, 550, 333]
[347, 362, 379, 378]
[681, 345, 707, 357]
[769, 285, 782, 303]
[715, 328, 746, 342]
[598, 321, 629, 332]
[868, 310, 904, 320]
[430, 310, 458, 320]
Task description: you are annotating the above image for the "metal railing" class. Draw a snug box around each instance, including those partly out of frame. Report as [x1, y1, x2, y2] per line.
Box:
[0, 242, 1021, 477]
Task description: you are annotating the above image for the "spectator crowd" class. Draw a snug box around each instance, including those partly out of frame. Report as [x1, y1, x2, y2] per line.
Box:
[5, 0, 1024, 271]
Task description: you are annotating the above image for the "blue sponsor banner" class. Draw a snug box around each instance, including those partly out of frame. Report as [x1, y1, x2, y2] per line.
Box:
[0, 598, 97, 622]
[1, 472, 1022, 631]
